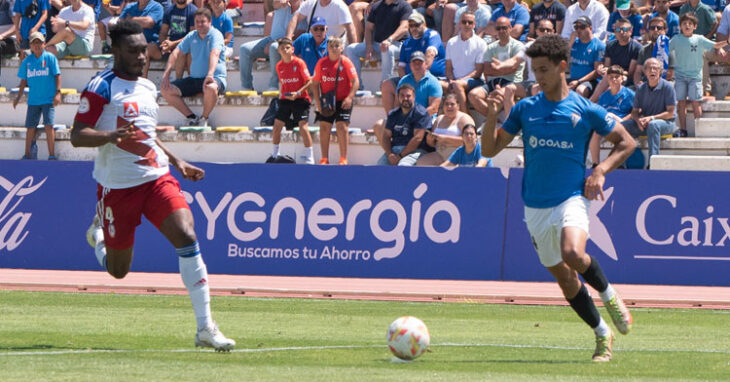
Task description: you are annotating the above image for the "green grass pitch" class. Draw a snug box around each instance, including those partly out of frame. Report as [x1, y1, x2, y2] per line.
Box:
[0, 290, 728, 381]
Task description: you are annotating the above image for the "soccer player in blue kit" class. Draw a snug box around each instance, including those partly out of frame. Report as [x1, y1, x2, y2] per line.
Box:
[481, 35, 636, 362]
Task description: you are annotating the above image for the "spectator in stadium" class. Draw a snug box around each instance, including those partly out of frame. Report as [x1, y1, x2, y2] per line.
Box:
[44, 0, 62, 42]
[0, 0, 19, 81]
[635, 17, 675, 87]
[345, 0, 411, 87]
[440, 123, 491, 167]
[161, 8, 226, 128]
[271, 38, 315, 164]
[98, 0, 128, 54]
[443, 0, 491, 41]
[418, 92, 474, 165]
[485, 0, 530, 42]
[678, 0, 717, 37]
[144, 0, 196, 78]
[239, 0, 307, 92]
[13, 0, 50, 60]
[670, 13, 728, 136]
[13, 31, 60, 160]
[704, 2, 730, 93]
[225, 0, 243, 24]
[589, 17, 640, 102]
[469, 16, 525, 120]
[606, 0, 642, 41]
[82, 0, 100, 22]
[286, 0, 356, 45]
[623, 57, 677, 164]
[516, 19, 555, 97]
[589, 65, 634, 167]
[567, 16, 605, 98]
[119, 0, 164, 46]
[529, 0, 566, 40]
[377, 84, 432, 166]
[442, 11, 487, 112]
[646, 0, 679, 37]
[294, 17, 329, 73]
[312, 36, 359, 165]
[561, 0, 609, 41]
[209, 0, 234, 58]
[45, 0, 96, 58]
[348, 0, 371, 43]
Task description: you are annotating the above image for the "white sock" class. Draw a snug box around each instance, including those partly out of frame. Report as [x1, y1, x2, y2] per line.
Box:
[272, 144, 280, 157]
[93, 229, 107, 270]
[177, 243, 213, 331]
[599, 284, 616, 302]
[304, 146, 313, 159]
[594, 318, 611, 337]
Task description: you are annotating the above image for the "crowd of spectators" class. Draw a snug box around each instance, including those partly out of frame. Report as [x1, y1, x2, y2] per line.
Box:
[7, 0, 730, 167]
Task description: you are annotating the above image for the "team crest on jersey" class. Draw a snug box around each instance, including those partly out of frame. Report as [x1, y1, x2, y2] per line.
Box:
[571, 113, 581, 128]
[123, 102, 139, 118]
[78, 97, 90, 114]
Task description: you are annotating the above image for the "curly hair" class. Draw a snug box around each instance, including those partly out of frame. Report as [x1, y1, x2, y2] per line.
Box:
[525, 34, 570, 65]
[109, 19, 143, 48]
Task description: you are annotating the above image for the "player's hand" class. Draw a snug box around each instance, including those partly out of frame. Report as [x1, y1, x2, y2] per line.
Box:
[204, 76, 215, 86]
[109, 122, 135, 143]
[584, 167, 606, 200]
[380, 40, 390, 53]
[568, 80, 579, 89]
[388, 153, 400, 165]
[161, 75, 171, 91]
[176, 160, 205, 181]
[342, 96, 353, 110]
[160, 40, 171, 53]
[638, 116, 651, 130]
[12, 95, 19, 109]
[53, 92, 61, 107]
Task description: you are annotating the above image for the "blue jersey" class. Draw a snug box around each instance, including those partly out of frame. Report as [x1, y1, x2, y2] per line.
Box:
[399, 28, 446, 77]
[569, 37, 605, 81]
[121, 1, 164, 43]
[294, 33, 328, 74]
[18, 51, 60, 106]
[502, 91, 615, 208]
[211, 11, 233, 48]
[490, 4, 530, 42]
[598, 86, 634, 118]
[448, 142, 493, 167]
[178, 28, 227, 86]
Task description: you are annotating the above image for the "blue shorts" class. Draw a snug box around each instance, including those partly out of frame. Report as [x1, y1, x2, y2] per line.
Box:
[172, 77, 226, 97]
[25, 104, 55, 128]
[674, 76, 702, 101]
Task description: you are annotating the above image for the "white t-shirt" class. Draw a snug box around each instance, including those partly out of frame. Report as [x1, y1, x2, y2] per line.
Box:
[519, 40, 535, 83]
[561, 0, 609, 41]
[59, 3, 96, 43]
[445, 33, 487, 79]
[297, 0, 352, 39]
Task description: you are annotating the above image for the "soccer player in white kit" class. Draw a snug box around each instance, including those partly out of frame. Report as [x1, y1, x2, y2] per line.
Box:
[70, 20, 235, 352]
[481, 35, 635, 362]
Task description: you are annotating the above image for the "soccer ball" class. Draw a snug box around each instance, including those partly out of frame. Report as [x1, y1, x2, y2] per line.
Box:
[387, 316, 430, 360]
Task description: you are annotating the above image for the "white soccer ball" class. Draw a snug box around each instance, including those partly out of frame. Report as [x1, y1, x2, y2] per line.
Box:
[387, 316, 430, 360]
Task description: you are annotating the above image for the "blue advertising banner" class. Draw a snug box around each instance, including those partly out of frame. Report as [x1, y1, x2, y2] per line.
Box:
[502, 168, 730, 286]
[0, 161, 508, 280]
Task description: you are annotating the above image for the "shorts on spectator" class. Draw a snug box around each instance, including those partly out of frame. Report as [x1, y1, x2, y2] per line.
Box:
[481, 77, 513, 93]
[55, 36, 92, 58]
[674, 76, 702, 101]
[276, 98, 310, 125]
[100, 16, 120, 28]
[19, 38, 29, 50]
[568, 78, 597, 94]
[172, 76, 226, 97]
[25, 104, 55, 128]
[464, 77, 485, 92]
[315, 101, 352, 123]
[520, 80, 537, 95]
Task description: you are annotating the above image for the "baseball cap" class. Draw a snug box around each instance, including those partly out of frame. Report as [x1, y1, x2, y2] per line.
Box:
[408, 11, 426, 25]
[616, 0, 630, 10]
[29, 31, 45, 43]
[574, 16, 592, 27]
[310, 16, 326, 28]
[410, 51, 426, 62]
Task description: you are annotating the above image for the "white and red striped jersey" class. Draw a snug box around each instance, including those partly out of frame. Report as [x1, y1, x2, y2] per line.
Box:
[75, 69, 169, 189]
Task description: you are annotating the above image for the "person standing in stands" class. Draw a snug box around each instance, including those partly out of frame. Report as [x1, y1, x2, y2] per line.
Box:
[13, 0, 50, 60]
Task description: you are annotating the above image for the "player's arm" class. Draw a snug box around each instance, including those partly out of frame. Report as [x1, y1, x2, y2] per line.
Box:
[481, 94, 515, 157]
[156, 138, 205, 181]
[71, 120, 134, 147]
[584, 122, 635, 201]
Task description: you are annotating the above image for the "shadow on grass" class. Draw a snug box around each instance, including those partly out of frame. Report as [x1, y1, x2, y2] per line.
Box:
[0, 344, 119, 351]
[379, 358, 586, 365]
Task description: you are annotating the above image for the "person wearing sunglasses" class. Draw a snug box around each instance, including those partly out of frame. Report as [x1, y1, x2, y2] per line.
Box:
[529, 0, 566, 40]
[567, 16, 605, 98]
[441, 11, 487, 112]
[561, 0, 609, 41]
[293, 16, 329, 74]
[606, 0, 642, 41]
[589, 17, 641, 102]
[485, 0, 529, 41]
[634, 16, 675, 87]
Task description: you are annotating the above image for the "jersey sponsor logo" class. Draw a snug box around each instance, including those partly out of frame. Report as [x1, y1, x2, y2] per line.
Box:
[322, 75, 345, 82]
[123, 102, 139, 118]
[281, 78, 301, 84]
[26, 67, 50, 78]
[528, 135, 575, 149]
[78, 97, 90, 114]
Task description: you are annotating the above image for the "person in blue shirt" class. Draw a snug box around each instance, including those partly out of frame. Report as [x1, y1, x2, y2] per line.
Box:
[13, 32, 61, 160]
[377, 84, 433, 166]
[293, 20, 328, 74]
[481, 34, 636, 363]
[98, 0, 128, 53]
[161, 8, 226, 128]
[568, 16, 605, 98]
[397, 12, 445, 78]
[13, 0, 50, 59]
[486, 0, 530, 41]
[145, 0, 196, 77]
[646, 0, 680, 37]
[120, 0, 164, 44]
[590, 65, 634, 166]
[209, 0, 233, 58]
[440, 124, 492, 167]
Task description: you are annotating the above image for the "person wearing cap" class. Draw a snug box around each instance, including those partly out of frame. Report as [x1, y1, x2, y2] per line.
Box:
[529, 0, 566, 40]
[239, 0, 307, 91]
[589, 64, 634, 166]
[561, 0, 609, 41]
[486, 0, 530, 42]
[144, 0, 197, 78]
[45, 0, 96, 58]
[589, 17, 641, 102]
[567, 16, 605, 98]
[442, 11, 487, 112]
[294, 16, 329, 74]
[13, 31, 61, 160]
[286, 0, 356, 45]
[12, 0, 50, 60]
[345, 0, 411, 86]
[606, 0, 642, 41]
[377, 83, 432, 166]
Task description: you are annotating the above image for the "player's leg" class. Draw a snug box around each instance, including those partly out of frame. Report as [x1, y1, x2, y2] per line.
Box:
[319, 120, 333, 164]
[335, 120, 349, 165]
[296, 101, 314, 164]
[467, 85, 489, 117]
[271, 118, 285, 157]
[161, 79, 196, 120]
[201, 78, 221, 120]
[677, 99, 687, 132]
[381, 77, 398, 115]
[150, 177, 235, 351]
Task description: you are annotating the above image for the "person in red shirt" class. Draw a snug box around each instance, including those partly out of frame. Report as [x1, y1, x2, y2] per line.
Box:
[312, 36, 359, 165]
[272, 37, 314, 164]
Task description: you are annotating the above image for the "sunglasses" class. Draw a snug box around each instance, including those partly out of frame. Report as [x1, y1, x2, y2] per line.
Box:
[461, 20, 474, 25]
[537, 27, 553, 32]
[573, 24, 587, 30]
[408, 23, 421, 27]
[648, 25, 665, 30]
[615, 26, 631, 32]
[496, 26, 509, 31]
[312, 26, 325, 31]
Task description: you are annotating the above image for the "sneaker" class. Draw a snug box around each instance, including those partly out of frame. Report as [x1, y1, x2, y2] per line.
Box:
[339, 157, 348, 165]
[319, 158, 329, 165]
[101, 42, 111, 54]
[592, 330, 614, 362]
[604, 293, 633, 335]
[86, 215, 101, 249]
[195, 323, 236, 352]
[48, 155, 57, 160]
[198, 117, 209, 128]
[187, 115, 199, 126]
[299, 154, 315, 164]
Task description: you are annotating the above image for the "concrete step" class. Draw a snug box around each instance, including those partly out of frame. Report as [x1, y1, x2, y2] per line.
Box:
[650, 154, 730, 171]
[694, 118, 730, 137]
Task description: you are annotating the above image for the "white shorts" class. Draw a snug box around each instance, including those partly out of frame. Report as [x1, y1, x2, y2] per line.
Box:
[524, 195, 590, 268]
